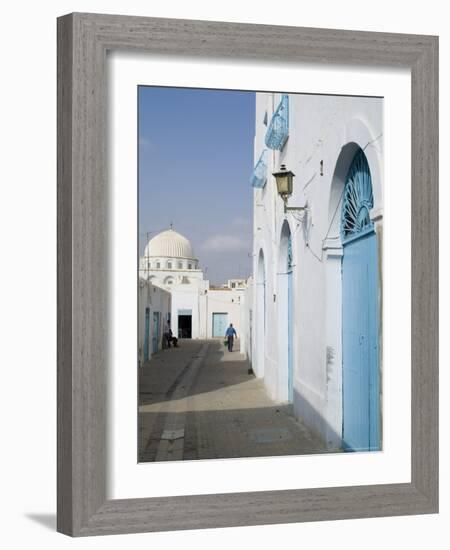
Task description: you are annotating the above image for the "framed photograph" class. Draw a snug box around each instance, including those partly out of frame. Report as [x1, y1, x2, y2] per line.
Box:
[57, 13, 438, 536]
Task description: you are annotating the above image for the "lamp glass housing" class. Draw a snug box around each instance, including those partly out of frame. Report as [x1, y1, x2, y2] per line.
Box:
[277, 173, 293, 197]
[273, 166, 295, 199]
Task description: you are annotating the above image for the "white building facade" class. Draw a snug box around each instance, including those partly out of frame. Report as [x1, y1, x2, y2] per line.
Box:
[251, 92, 383, 451]
[140, 228, 207, 340]
[202, 281, 246, 344]
[140, 228, 247, 345]
[138, 277, 171, 366]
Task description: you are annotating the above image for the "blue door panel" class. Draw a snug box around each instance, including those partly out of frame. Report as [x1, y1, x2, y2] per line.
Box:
[152, 312, 160, 354]
[213, 313, 228, 337]
[286, 232, 293, 402]
[144, 308, 150, 362]
[287, 270, 293, 401]
[342, 231, 380, 451]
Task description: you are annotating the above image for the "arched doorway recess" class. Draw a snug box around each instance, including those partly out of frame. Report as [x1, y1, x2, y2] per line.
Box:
[278, 221, 294, 402]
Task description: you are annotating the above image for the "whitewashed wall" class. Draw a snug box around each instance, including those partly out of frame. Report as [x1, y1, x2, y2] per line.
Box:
[138, 278, 171, 365]
[204, 288, 245, 340]
[241, 277, 254, 361]
[143, 266, 207, 340]
[252, 92, 383, 447]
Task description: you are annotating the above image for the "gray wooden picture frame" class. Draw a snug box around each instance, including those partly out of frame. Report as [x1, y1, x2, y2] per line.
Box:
[57, 12, 438, 537]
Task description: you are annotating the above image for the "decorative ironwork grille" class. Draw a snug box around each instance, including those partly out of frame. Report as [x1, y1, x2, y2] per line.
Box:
[250, 149, 268, 188]
[265, 94, 289, 150]
[341, 149, 374, 240]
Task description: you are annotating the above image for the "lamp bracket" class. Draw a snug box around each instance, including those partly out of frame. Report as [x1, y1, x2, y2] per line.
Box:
[284, 205, 309, 214]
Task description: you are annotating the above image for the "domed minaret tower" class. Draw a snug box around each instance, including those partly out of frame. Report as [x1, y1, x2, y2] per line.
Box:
[139, 227, 207, 339]
[140, 227, 202, 284]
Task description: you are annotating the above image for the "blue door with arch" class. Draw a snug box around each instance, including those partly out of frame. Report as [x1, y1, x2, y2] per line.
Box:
[287, 233, 293, 402]
[341, 149, 380, 451]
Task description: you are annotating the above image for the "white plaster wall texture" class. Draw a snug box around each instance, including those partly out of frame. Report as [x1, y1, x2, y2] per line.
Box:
[240, 277, 253, 361]
[252, 92, 383, 446]
[170, 288, 201, 339]
[206, 288, 245, 338]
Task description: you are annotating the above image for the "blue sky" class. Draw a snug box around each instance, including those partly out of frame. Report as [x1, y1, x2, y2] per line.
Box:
[138, 86, 255, 285]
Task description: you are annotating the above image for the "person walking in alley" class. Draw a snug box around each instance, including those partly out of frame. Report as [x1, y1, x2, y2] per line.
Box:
[163, 320, 172, 348]
[225, 323, 237, 352]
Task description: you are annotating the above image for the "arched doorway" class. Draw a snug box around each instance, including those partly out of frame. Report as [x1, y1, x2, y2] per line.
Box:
[278, 221, 294, 402]
[255, 249, 266, 377]
[341, 148, 380, 451]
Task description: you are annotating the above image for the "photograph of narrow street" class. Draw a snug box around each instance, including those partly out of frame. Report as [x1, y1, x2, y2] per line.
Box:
[138, 86, 383, 461]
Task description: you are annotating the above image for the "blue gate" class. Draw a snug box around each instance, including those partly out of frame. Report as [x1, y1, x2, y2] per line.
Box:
[144, 307, 150, 362]
[287, 233, 293, 402]
[341, 149, 380, 451]
[212, 312, 228, 338]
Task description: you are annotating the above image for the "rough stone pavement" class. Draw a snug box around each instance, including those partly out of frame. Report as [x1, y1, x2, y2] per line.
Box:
[138, 339, 331, 462]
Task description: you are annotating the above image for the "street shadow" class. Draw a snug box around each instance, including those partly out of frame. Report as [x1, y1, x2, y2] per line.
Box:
[139, 339, 253, 406]
[138, 404, 339, 462]
[25, 513, 56, 531]
[138, 339, 351, 460]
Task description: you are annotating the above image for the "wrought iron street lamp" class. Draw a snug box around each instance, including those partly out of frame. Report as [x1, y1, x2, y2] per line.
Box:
[272, 164, 308, 213]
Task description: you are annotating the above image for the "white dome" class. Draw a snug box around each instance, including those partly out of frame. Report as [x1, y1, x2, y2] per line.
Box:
[144, 228, 196, 260]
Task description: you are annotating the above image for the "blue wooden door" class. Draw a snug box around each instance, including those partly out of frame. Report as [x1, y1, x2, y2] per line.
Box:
[287, 270, 293, 401]
[287, 234, 293, 402]
[144, 307, 150, 362]
[152, 311, 160, 354]
[212, 312, 228, 337]
[341, 149, 380, 451]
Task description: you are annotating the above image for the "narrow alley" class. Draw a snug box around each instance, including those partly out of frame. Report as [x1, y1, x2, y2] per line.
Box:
[139, 340, 331, 462]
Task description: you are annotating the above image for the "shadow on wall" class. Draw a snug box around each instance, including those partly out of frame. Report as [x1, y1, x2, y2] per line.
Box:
[292, 388, 343, 451]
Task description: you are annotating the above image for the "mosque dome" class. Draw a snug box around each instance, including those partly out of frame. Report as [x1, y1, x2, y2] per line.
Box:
[144, 228, 196, 260]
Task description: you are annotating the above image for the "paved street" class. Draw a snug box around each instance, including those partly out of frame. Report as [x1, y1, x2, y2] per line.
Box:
[139, 339, 330, 462]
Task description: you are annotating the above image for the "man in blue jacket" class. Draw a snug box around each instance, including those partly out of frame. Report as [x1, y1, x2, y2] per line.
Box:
[225, 323, 237, 352]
